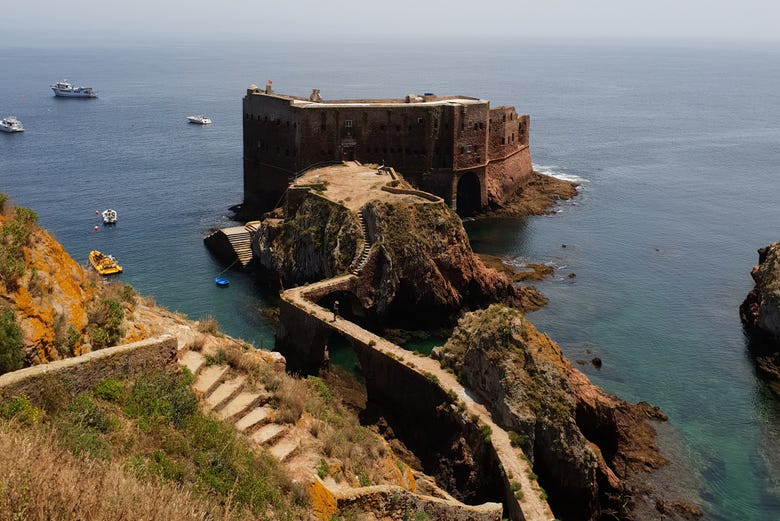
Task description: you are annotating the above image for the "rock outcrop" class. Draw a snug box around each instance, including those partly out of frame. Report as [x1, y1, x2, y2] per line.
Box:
[433, 305, 700, 521]
[254, 188, 545, 329]
[0, 209, 98, 363]
[740, 243, 780, 394]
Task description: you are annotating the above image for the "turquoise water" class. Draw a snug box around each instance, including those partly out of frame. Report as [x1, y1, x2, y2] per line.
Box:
[2, 38, 780, 519]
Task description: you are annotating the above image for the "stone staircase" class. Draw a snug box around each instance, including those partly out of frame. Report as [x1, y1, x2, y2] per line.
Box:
[178, 350, 300, 463]
[227, 228, 254, 268]
[348, 207, 373, 276]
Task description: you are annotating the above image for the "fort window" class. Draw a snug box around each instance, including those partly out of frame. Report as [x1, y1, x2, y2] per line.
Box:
[345, 120, 353, 127]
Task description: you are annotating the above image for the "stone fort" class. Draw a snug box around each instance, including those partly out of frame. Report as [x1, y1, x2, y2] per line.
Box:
[242, 82, 532, 217]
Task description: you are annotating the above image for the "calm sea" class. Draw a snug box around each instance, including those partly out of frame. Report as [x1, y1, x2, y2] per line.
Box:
[2, 38, 779, 520]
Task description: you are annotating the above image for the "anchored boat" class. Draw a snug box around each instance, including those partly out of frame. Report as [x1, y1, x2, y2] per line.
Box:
[51, 80, 97, 98]
[187, 115, 212, 125]
[89, 250, 122, 275]
[0, 116, 24, 133]
[102, 209, 117, 225]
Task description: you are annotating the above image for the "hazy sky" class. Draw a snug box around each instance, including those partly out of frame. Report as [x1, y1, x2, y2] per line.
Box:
[7, 0, 780, 42]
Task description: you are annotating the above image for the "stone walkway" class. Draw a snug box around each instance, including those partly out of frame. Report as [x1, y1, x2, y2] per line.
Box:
[282, 278, 556, 521]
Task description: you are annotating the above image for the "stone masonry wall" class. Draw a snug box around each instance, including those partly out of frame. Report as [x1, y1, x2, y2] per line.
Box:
[0, 335, 178, 404]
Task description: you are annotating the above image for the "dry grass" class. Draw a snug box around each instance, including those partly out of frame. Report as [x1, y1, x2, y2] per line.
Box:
[197, 315, 220, 335]
[0, 422, 257, 521]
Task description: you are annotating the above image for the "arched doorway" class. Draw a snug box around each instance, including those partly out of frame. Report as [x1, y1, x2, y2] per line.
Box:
[456, 171, 481, 217]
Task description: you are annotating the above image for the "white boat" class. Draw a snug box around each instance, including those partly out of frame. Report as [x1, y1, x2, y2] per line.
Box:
[102, 209, 117, 225]
[187, 115, 212, 125]
[0, 116, 24, 133]
[51, 80, 97, 98]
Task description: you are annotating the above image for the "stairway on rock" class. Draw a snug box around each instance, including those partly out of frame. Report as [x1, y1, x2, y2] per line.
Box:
[181, 350, 301, 463]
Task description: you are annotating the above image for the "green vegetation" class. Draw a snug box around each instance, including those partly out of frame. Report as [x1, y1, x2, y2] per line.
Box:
[480, 424, 493, 443]
[317, 458, 329, 479]
[0, 395, 42, 425]
[0, 370, 307, 519]
[508, 430, 528, 449]
[204, 349, 227, 366]
[0, 309, 24, 375]
[0, 201, 39, 288]
[87, 298, 124, 350]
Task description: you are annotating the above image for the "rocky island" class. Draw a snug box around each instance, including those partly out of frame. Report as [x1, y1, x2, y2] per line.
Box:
[740, 242, 780, 394]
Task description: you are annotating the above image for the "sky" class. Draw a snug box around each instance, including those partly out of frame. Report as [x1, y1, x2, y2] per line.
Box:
[6, 0, 780, 43]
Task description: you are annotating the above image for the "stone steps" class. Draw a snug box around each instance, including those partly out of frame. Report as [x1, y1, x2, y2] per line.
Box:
[178, 350, 296, 465]
[252, 423, 288, 446]
[179, 350, 205, 376]
[216, 391, 265, 421]
[204, 375, 246, 412]
[267, 435, 300, 462]
[193, 365, 229, 396]
[234, 405, 274, 432]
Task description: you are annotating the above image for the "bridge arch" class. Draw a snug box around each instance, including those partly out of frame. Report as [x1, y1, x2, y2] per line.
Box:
[455, 171, 481, 217]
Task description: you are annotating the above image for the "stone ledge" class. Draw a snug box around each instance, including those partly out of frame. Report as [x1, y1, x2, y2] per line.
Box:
[0, 335, 178, 403]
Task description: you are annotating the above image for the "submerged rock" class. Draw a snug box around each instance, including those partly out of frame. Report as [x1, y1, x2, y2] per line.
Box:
[433, 305, 700, 521]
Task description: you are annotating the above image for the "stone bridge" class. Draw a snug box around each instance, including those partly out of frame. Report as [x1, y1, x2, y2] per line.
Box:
[277, 276, 555, 521]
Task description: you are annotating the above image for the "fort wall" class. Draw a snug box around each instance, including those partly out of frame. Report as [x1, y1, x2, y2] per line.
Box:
[242, 87, 533, 217]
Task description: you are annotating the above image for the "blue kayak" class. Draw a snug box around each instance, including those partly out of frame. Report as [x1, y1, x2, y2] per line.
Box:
[215, 277, 230, 287]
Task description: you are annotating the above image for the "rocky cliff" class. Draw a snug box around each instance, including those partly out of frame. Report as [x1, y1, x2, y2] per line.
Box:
[0, 201, 203, 366]
[433, 305, 700, 521]
[0, 207, 99, 364]
[740, 242, 780, 394]
[254, 188, 545, 328]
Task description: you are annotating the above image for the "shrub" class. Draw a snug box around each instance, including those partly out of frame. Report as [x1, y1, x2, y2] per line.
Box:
[0, 395, 43, 425]
[88, 298, 123, 349]
[317, 458, 329, 479]
[204, 350, 227, 366]
[307, 376, 333, 405]
[480, 424, 492, 443]
[123, 370, 198, 430]
[94, 378, 123, 402]
[197, 315, 220, 335]
[508, 430, 528, 449]
[0, 309, 24, 375]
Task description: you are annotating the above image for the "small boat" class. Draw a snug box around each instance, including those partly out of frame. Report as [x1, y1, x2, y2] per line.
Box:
[215, 277, 230, 287]
[187, 115, 212, 125]
[89, 250, 122, 275]
[51, 80, 97, 98]
[102, 209, 117, 225]
[0, 116, 24, 133]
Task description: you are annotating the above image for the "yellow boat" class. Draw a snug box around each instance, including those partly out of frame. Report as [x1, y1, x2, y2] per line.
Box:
[89, 250, 123, 275]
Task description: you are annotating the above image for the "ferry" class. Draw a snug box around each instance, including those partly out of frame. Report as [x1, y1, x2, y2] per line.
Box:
[89, 250, 123, 275]
[51, 80, 97, 98]
[187, 115, 212, 125]
[0, 116, 24, 133]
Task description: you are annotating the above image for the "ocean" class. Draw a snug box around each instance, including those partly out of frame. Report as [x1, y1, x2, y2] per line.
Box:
[2, 38, 779, 520]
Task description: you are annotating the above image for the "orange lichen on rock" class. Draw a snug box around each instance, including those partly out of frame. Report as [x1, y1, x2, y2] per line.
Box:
[0, 213, 98, 363]
[309, 478, 338, 520]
